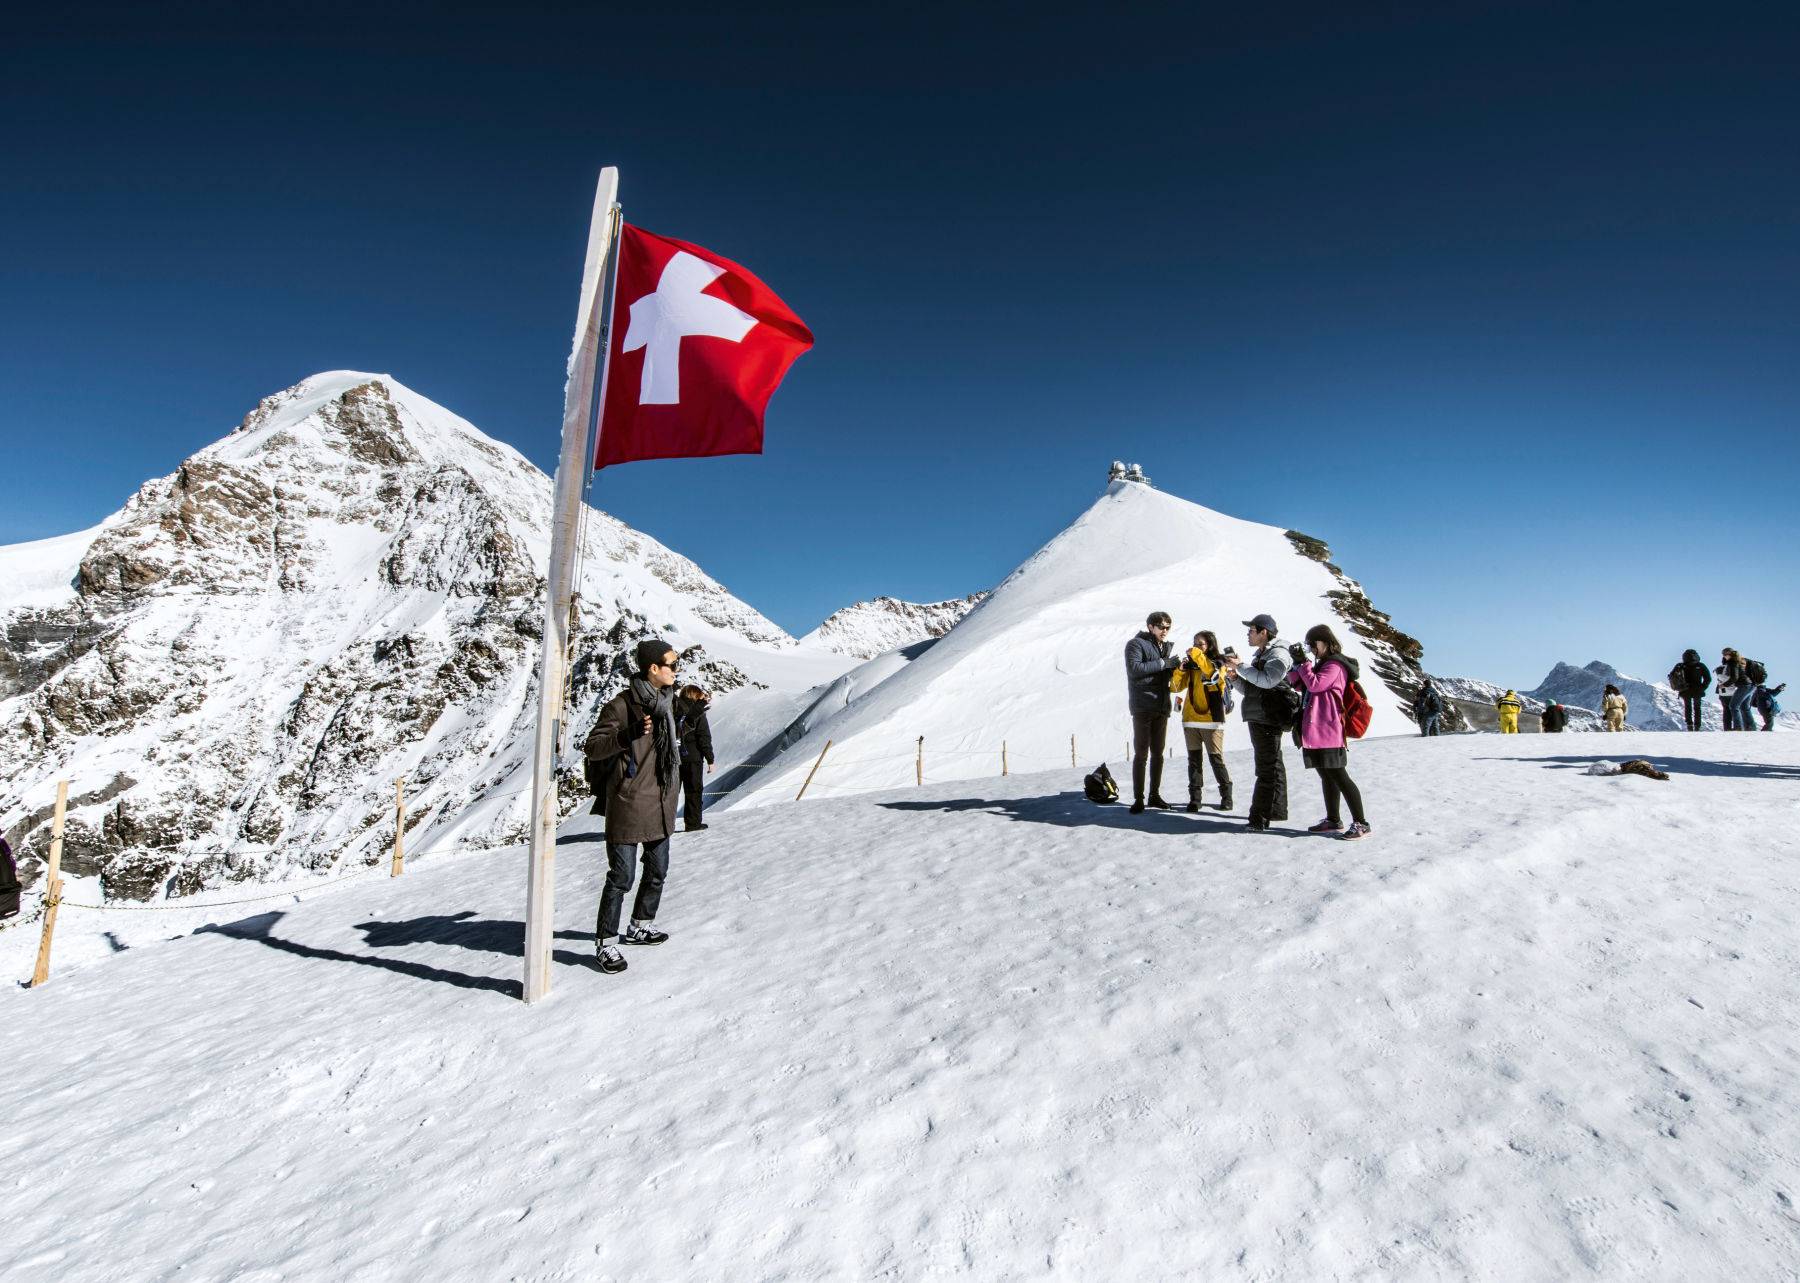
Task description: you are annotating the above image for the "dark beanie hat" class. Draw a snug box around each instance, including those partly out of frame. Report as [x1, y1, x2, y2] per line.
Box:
[634, 638, 673, 673]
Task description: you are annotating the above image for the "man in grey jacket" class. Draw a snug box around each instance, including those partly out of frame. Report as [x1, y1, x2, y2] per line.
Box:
[1224, 613, 1290, 832]
[1124, 611, 1183, 813]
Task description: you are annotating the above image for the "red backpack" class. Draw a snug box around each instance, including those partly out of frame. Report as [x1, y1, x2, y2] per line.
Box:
[1342, 677, 1374, 739]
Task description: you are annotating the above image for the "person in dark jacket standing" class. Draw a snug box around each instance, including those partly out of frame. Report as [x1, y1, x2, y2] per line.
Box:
[1716, 649, 1749, 730]
[675, 685, 715, 831]
[584, 638, 684, 975]
[1224, 613, 1290, 833]
[1124, 612, 1183, 813]
[1411, 680, 1444, 736]
[1541, 701, 1568, 733]
[1668, 649, 1711, 731]
[0, 834, 19, 920]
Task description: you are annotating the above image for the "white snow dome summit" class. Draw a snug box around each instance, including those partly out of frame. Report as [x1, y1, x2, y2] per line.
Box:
[722, 475, 1438, 807]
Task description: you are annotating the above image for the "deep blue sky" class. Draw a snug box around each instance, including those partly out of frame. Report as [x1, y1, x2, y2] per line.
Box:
[5, 2, 1797, 691]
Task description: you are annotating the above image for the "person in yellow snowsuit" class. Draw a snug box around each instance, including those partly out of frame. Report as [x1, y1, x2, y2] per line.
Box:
[1495, 689, 1522, 734]
[1170, 630, 1234, 812]
[1601, 684, 1628, 731]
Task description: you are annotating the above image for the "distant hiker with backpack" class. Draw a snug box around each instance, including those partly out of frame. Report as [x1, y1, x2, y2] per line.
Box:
[1286, 624, 1372, 840]
[1411, 679, 1444, 736]
[1716, 649, 1752, 730]
[1495, 690, 1522, 734]
[676, 684, 715, 832]
[1124, 611, 1183, 814]
[1752, 682, 1785, 731]
[1541, 700, 1568, 733]
[1737, 654, 1769, 731]
[1169, 629, 1234, 812]
[1668, 649, 1711, 731]
[1601, 684, 1628, 731]
[1223, 613, 1292, 833]
[584, 638, 684, 975]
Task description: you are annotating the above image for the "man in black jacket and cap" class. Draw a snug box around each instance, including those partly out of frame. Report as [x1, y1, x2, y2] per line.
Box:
[676, 684, 715, 831]
[1124, 611, 1183, 814]
[584, 638, 684, 975]
[1223, 613, 1290, 832]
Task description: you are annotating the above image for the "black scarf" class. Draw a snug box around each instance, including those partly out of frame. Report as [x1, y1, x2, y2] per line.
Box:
[629, 675, 679, 788]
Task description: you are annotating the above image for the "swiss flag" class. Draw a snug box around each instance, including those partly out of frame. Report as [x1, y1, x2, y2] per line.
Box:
[595, 225, 813, 469]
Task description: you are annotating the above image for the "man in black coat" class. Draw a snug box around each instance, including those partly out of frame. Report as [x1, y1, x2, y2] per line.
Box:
[1224, 613, 1290, 832]
[584, 638, 684, 975]
[0, 834, 19, 920]
[1541, 701, 1568, 733]
[1668, 649, 1711, 731]
[1411, 680, 1445, 736]
[1124, 611, 1183, 813]
[676, 685, 715, 831]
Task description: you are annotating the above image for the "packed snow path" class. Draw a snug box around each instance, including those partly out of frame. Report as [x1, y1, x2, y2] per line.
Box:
[4, 733, 1798, 1280]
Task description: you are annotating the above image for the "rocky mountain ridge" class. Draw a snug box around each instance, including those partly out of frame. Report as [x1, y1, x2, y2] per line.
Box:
[0, 372, 848, 904]
[801, 592, 988, 660]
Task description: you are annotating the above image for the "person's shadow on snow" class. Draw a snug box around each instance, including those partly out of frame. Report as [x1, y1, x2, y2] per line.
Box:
[199, 910, 596, 999]
[880, 792, 1311, 837]
[1476, 754, 1800, 781]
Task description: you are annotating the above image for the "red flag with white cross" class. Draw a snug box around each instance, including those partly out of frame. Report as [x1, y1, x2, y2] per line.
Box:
[595, 225, 813, 469]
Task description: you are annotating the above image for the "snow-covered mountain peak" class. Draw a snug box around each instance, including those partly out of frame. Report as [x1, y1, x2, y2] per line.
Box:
[1, 373, 847, 904]
[723, 477, 1443, 806]
[802, 592, 988, 660]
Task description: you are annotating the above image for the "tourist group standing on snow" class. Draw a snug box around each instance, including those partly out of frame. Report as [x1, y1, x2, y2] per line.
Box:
[1122, 611, 1374, 840]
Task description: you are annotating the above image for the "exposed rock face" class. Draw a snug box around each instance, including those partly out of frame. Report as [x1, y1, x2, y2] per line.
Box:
[802, 593, 989, 660]
[0, 372, 800, 903]
[1285, 530, 1466, 732]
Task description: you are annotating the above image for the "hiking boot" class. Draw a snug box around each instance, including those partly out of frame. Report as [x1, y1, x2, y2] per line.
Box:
[1341, 822, 1372, 841]
[1307, 818, 1343, 834]
[1217, 786, 1234, 811]
[1147, 795, 1173, 810]
[622, 923, 669, 946]
[596, 944, 628, 974]
[1129, 800, 1146, 815]
[685, 822, 709, 832]
[1246, 817, 1272, 833]
[1185, 800, 1201, 814]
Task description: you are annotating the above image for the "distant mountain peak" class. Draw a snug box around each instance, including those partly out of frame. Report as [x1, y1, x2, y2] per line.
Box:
[803, 593, 988, 660]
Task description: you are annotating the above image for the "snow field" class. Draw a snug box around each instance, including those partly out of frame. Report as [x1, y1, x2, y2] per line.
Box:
[3, 733, 1798, 1280]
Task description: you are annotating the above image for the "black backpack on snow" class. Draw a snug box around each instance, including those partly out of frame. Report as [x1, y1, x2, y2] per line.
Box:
[1745, 658, 1768, 685]
[1084, 763, 1120, 804]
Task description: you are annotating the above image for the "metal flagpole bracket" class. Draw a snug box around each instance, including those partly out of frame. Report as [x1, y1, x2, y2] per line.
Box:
[523, 167, 621, 1006]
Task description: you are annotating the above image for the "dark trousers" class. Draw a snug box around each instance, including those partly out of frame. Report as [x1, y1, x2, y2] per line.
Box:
[1131, 712, 1169, 801]
[1246, 721, 1288, 824]
[1760, 708, 1776, 731]
[0, 841, 19, 919]
[597, 837, 670, 943]
[1682, 693, 1705, 731]
[1183, 729, 1231, 803]
[1418, 714, 1439, 737]
[1721, 695, 1739, 731]
[1730, 686, 1757, 731]
[1318, 765, 1367, 826]
[680, 759, 706, 828]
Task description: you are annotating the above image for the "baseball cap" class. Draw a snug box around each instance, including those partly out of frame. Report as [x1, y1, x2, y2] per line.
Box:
[1242, 613, 1278, 635]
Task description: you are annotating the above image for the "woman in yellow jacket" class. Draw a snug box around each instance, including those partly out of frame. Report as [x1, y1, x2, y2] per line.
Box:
[1170, 630, 1234, 812]
[1495, 690, 1523, 734]
[1601, 684, 1628, 731]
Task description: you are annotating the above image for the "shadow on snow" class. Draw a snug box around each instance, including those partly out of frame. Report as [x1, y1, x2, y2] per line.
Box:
[879, 791, 1312, 837]
[1476, 754, 1800, 781]
[199, 909, 599, 998]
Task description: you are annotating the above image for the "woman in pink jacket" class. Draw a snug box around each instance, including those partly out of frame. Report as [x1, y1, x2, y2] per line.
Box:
[1286, 624, 1371, 840]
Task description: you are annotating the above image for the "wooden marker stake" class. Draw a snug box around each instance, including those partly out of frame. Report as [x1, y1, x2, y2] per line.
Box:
[1002, 741, 1008, 777]
[391, 777, 406, 877]
[1071, 734, 1078, 768]
[795, 739, 833, 801]
[916, 737, 924, 786]
[30, 780, 70, 989]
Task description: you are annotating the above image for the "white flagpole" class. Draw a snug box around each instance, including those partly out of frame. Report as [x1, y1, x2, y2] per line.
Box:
[524, 166, 620, 1005]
